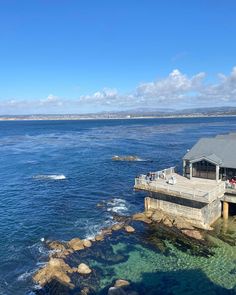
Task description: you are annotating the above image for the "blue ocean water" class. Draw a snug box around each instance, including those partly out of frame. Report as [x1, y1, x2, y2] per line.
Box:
[0, 117, 236, 295]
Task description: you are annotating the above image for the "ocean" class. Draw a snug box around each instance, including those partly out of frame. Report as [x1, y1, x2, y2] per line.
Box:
[0, 117, 236, 295]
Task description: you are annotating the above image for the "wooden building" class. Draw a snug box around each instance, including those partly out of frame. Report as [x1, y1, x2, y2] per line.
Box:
[134, 133, 236, 229]
[183, 133, 236, 181]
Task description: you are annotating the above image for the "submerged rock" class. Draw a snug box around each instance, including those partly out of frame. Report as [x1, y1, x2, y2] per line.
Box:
[108, 287, 127, 295]
[125, 225, 135, 233]
[112, 155, 140, 161]
[67, 238, 85, 251]
[77, 263, 92, 275]
[132, 213, 152, 224]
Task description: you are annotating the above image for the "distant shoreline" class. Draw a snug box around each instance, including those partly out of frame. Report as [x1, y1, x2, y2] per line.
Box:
[0, 114, 236, 121]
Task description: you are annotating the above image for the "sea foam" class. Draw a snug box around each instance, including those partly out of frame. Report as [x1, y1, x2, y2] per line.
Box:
[33, 174, 66, 180]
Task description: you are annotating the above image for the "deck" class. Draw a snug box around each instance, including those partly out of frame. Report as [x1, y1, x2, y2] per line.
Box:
[134, 169, 226, 204]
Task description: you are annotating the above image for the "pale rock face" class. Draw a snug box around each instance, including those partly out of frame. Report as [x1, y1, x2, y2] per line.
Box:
[132, 213, 152, 224]
[95, 234, 104, 241]
[181, 229, 203, 240]
[77, 263, 92, 275]
[114, 279, 130, 288]
[83, 239, 92, 247]
[47, 240, 66, 251]
[33, 258, 74, 288]
[112, 223, 124, 231]
[124, 225, 135, 233]
[67, 238, 85, 251]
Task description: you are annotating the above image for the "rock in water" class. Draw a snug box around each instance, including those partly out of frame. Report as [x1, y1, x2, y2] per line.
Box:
[112, 155, 140, 161]
[114, 279, 130, 288]
[83, 239, 92, 248]
[77, 263, 92, 275]
[95, 234, 104, 241]
[132, 213, 152, 224]
[112, 223, 124, 231]
[47, 240, 66, 251]
[33, 258, 74, 288]
[181, 229, 203, 240]
[124, 225, 135, 233]
[67, 238, 85, 251]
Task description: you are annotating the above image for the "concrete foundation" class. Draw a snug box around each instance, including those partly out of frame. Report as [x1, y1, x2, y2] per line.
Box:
[145, 192, 222, 229]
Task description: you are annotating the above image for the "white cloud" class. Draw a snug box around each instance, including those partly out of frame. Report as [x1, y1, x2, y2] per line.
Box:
[0, 67, 236, 114]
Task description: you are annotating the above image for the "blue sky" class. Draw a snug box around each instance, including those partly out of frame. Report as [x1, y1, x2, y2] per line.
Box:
[0, 0, 236, 114]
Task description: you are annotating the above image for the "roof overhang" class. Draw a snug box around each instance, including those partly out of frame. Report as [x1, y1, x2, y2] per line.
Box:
[187, 154, 222, 166]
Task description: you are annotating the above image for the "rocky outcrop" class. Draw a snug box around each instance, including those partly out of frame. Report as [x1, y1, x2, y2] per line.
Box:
[112, 155, 140, 161]
[83, 239, 92, 248]
[67, 238, 85, 251]
[33, 258, 74, 288]
[101, 228, 113, 236]
[112, 223, 124, 231]
[124, 225, 135, 233]
[77, 263, 92, 275]
[181, 229, 203, 240]
[114, 279, 130, 288]
[47, 240, 67, 252]
[95, 234, 104, 241]
[132, 213, 152, 224]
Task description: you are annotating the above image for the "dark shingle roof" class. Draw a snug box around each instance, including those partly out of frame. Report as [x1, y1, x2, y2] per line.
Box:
[183, 133, 236, 169]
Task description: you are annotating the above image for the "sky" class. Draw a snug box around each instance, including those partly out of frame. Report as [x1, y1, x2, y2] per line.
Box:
[0, 0, 236, 114]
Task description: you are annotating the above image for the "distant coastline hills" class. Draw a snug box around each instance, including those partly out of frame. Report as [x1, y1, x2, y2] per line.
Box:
[1, 106, 236, 120]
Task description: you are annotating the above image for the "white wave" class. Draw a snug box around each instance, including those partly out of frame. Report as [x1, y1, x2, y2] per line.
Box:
[33, 174, 66, 180]
[17, 269, 36, 281]
[107, 198, 129, 214]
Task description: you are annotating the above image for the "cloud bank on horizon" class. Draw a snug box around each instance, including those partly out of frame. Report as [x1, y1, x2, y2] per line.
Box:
[1, 67, 236, 115]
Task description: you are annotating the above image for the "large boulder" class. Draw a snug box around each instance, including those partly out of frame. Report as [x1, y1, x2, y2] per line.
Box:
[95, 234, 104, 241]
[114, 279, 130, 288]
[132, 213, 152, 224]
[77, 263, 92, 275]
[144, 210, 154, 218]
[112, 223, 124, 231]
[33, 258, 74, 288]
[53, 249, 74, 259]
[162, 217, 173, 227]
[181, 229, 203, 240]
[124, 225, 135, 233]
[83, 239, 92, 248]
[151, 210, 166, 223]
[173, 216, 194, 230]
[67, 238, 85, 251]
[47, 240, 67, 252]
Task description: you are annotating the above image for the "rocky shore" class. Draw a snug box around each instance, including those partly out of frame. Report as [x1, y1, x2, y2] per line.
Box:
[32, 208, 212, 295]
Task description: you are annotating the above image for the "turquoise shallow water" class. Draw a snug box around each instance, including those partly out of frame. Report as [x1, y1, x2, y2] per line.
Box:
[0, 117, 236, 294]
[81, 219, 236, 295]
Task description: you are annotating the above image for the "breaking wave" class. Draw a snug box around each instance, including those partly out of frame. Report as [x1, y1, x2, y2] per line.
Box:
[107, 198, 129, 215]
[33, 174, 66, 180]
